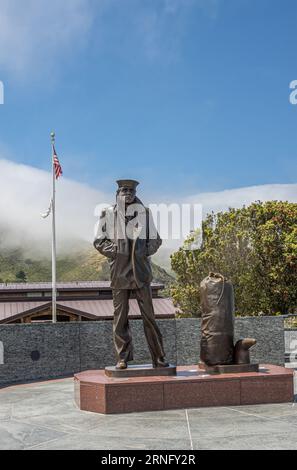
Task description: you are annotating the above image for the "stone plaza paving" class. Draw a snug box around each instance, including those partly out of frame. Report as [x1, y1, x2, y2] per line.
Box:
[0, 373, 296, 450]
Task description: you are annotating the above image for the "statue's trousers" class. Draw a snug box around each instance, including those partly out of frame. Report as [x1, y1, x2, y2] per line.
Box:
[112, 285, 165, 363]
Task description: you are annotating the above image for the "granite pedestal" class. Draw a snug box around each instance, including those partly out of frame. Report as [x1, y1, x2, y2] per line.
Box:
[199, 362, 259, 374]
[105, 364, 176, 378]
[74, 364, 294, 414]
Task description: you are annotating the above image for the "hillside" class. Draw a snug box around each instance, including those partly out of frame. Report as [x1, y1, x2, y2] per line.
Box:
[0, 243, 173, 286]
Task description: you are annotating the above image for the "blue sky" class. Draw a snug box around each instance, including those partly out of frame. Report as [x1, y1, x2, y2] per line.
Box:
[0, 0, 297, 198]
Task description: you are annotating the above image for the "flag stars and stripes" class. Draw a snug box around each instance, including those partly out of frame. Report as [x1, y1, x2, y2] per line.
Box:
[53, 145, 63, 179]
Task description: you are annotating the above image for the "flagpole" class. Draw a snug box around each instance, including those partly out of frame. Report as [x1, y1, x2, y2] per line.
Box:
[51, 131, 57, 323]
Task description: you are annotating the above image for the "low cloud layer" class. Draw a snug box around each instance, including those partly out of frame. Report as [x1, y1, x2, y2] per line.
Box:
[0, 158, 110, 253]
[185, 183, 297, 214]
[0, 158, 296, 259]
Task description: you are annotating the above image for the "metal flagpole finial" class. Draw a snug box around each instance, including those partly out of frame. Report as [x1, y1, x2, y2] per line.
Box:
[50, 131, 55, 144]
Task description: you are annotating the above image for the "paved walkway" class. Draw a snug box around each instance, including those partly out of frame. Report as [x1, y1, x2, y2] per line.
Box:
[0, 374, 296, 450]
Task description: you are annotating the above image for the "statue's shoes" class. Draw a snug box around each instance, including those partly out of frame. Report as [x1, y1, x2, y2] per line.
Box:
[153, 357, 169, 368]
[115, 360, 127, 369]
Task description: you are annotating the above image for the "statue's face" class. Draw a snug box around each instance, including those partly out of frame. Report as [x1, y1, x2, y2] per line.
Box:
[118, 187, 136, 204]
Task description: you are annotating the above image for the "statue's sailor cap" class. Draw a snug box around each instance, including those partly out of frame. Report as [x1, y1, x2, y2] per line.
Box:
[116, 179, 139, 190]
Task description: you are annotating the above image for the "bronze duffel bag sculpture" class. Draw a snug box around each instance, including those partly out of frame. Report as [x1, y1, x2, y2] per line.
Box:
[200, 272, 256, 367]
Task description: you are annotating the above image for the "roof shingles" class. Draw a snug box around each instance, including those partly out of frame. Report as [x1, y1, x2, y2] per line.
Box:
[0, 298, 176, 323]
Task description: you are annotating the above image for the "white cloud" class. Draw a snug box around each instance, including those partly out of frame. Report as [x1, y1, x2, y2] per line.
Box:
[132, 0, 215, 62]
[0, 158, 111, 253]
[0, 0, 94, 77]
[0, 0, 221, 79]
[185, 183, 297, 214]
[0, 158, 296, 261]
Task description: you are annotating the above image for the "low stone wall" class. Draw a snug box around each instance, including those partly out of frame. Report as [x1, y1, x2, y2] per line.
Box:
[0, 316, 285, 387]
[176, 316, 285, 366]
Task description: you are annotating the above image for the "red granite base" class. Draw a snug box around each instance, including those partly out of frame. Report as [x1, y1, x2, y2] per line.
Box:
[74, 364, 294, 414]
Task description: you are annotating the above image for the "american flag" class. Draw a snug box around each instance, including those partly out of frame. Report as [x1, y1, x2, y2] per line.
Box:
[53, 144, 63, 179]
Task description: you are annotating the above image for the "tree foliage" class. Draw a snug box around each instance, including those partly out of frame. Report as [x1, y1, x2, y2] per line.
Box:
[15, 269, 27, 282]
[170, 201, 297, 316]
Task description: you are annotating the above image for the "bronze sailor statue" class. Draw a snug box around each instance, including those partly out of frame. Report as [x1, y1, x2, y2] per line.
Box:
[94, 179, 169, 370]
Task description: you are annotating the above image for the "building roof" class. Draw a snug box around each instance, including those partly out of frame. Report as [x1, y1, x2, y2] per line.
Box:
[0, 301, 48, 323]
[0, 298, 176, 323]
[0, 281, 164, 292]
